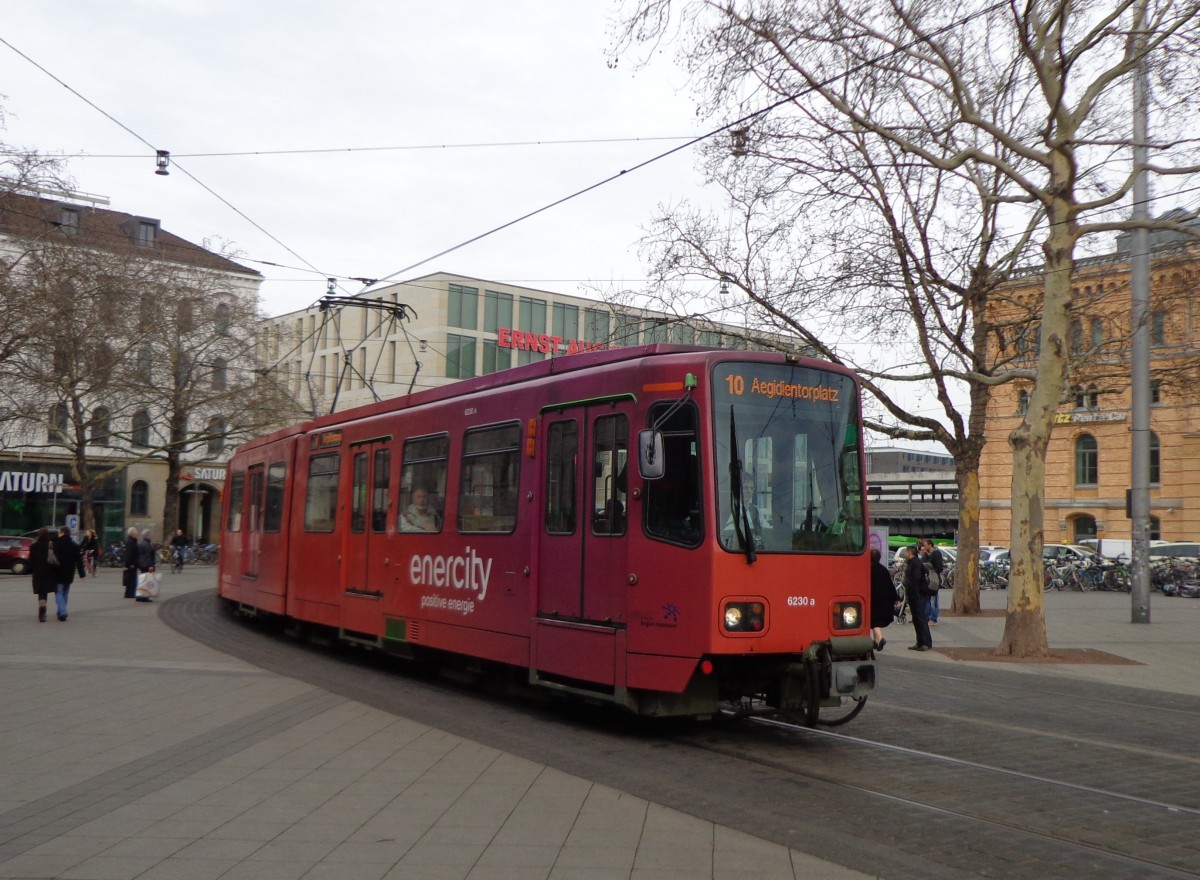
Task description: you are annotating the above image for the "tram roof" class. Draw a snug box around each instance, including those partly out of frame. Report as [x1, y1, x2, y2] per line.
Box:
[235, 344, 853, 453]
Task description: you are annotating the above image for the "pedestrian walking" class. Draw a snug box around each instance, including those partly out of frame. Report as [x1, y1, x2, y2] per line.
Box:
[136, 530, 157, 602]
[29, 527, 56, 622]
[80, 529, 100, 575]
[122, 527, 140, 599]
[52, 526, 86, 621]
[869, 547, 896, 651]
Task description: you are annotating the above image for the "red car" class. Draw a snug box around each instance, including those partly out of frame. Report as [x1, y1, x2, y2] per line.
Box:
[0, 536, 32, 576]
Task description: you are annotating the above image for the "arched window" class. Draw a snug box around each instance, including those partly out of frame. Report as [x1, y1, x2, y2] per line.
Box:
[1017, 389, 1029, 415]
[1150, 431, 1160, 486]
[207, 417, 226, 455]
[130, 480, 149, 517]
[131, 409, 151, 447]
[1151, 311, 1166, 346]
[215, 302, 231, 336]
[1069, 318, 1083, 354]
[212, 357, 228, 391]
[91, 406, 111, 446]
[1074, 434, 1098, 486]
[49, 402, 69, 443]
[1072, 514, 1097, 543]
[1090, 317, 1103, 349]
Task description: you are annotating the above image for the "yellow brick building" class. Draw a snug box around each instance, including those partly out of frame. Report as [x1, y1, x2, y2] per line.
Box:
[978, 228, 1200, 547]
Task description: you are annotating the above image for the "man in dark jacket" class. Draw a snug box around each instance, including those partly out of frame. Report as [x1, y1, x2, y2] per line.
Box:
[922, 538, 946, 625]
[52, 527, 86, 621]
[903, 545, 933, 651]
[123, 527, 140, 599]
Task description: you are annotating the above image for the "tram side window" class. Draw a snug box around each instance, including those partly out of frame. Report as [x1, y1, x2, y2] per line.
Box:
[399, 434, 448, 533]
[304, 453, 340, 532]
[263, 462, 286, 532]
[458, 422, 520, 533]
[226, 471, 244, 532]
[644, 403, 702, 547]
[592, 414, 628, 536]
[545, 420, 578, 534]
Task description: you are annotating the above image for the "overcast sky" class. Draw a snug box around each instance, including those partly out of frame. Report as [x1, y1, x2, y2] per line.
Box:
[0, 1, 713, 317]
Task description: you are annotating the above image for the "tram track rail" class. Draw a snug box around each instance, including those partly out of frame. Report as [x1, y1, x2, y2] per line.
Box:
[165, 588, 1200, 880]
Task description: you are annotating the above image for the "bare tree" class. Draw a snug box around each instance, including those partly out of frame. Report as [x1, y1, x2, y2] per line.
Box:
[613, 0, 1200, 655]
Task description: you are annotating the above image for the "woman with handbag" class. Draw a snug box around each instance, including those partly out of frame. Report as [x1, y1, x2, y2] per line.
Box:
[135, 530, 158, 602]
[29, 528, 56, 622]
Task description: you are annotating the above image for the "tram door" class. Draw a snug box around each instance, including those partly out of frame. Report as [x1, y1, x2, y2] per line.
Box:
[539, 407, 630, 623]
[342, 440, 391, 634]
[242, 464, 265, 577]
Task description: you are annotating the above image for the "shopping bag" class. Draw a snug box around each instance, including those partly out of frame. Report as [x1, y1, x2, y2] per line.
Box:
[136, 570, 161, 599]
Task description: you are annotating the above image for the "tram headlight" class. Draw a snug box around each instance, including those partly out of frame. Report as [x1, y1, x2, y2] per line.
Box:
[722, 600, 766, 633]
[832, 601, 862, 631]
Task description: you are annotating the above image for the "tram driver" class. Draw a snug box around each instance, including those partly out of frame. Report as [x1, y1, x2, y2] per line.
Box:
[723, 473, 768, 550]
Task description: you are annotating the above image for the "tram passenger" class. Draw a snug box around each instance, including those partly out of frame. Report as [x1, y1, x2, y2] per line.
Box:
[399, 487, 441, 532]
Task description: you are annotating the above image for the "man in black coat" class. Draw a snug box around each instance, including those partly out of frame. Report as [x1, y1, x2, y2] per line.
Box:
[903, 545, 933, 651]
[52, 526, 86, 621]
[123, 527, 140, 599]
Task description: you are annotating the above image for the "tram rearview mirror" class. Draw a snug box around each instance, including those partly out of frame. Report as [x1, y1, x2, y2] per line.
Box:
[638, 430, 665, 480]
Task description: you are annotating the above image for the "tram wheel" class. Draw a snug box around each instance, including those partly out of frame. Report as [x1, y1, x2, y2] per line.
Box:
[817, 695, 867, 727]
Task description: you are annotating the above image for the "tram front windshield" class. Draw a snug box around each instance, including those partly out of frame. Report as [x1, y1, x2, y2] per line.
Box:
[714, 362, 864, 554]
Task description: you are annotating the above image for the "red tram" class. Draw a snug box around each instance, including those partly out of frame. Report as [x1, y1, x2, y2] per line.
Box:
[218, 344, 876, 725]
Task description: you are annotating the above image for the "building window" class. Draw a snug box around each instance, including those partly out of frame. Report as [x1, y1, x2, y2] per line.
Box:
[672, 323, 696, 344]
[552, 302, 579, 342]
[1090, 317, 1103, 349]
[446, 333, 477, 379]
[482, 340, 511, 375]
[91, 406, 111, 446]
[1074, 434, 1098, 487]
[484, 289, 512, 334]
[215, 302, 231, 336]
[644, 319, 668, 344]
[449, 283, 479, 330]
[212, 358, 228, 391]
[584, 308, 609, 344]
[49, 402, 69, 443]
[207, 417, 226, 455]
[1072, 514, 1097, 543]
[1150, 431, 1160, 486]
[130, 480, 149, 517]
[1069, 318, 1083, 354]
[60, 207, 81, 236]
[131, 409, 151, 447]
[1151, 311, 1166, 346]
[614, 313, 640, 346]
[1151, 380, 1162, 405]
[519, 296, 546, 333]
[136, 221, 157, 247]
[1149, 515, 1161, 541]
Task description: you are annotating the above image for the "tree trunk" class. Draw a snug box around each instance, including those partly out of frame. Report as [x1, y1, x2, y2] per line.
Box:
[998, 195, 1077, 657]
[951, 464, 981, 614]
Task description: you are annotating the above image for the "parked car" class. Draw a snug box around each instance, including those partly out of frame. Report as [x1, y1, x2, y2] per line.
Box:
[0, 536, 32, 575]
[1149, 542, 1200, 559]
[1042, 543, 1100, 563]
[979, 547, 1010, 564]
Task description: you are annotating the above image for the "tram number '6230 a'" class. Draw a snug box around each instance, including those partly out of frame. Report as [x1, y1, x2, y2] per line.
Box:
[787, 595, 816, 607]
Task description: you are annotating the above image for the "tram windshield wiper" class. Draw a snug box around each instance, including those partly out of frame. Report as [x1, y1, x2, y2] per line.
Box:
[729, 406, 757, 564]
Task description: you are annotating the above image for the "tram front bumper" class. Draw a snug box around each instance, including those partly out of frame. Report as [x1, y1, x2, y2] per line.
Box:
[827, 636, 876, 697]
